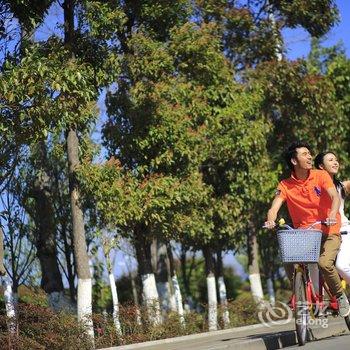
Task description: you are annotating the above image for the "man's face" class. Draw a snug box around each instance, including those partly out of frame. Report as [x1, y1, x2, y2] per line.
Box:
[292, 147, 312, 170]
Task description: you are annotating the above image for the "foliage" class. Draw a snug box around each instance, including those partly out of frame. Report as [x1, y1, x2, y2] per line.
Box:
[5, 0, 53, 31]
[269, 0, 339, 37]
[79, 158, 212, 241]
[305, 39, 350, 176]
[0, 299, 258, 349]
[0, 303, 93, 350]
[194, 0, 338, 69]
[225, 293, 259, 327]
[0, 0, 348, 342]
[251, 59, 347, 170]
[1, 41, 99, 140]
[322, 53, 350, 177]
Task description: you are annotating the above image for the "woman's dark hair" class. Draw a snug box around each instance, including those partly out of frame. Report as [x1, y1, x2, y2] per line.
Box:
[283, 141, 312, 171]
[314, 151, 345, 198]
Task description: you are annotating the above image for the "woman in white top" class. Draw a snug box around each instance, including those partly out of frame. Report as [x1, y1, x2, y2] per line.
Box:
[315, 151, 350, 283]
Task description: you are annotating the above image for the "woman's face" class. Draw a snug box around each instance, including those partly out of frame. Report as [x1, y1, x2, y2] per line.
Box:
[320, 153, 339, 175]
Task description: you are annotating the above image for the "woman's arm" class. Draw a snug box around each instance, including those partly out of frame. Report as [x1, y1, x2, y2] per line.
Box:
[326, 186, 341, 224]
[342, 180, 350, 195]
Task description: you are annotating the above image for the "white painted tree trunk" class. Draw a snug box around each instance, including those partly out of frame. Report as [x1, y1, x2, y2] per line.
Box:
[165, 244, 184, 322]
[218, 276, 230, 328]
[207, 276, 218, 331]
[169, 288, 177, 312]
[141, 273, 162, 325]
[2, 277, 16, 334]
[248, 230, 264, 304]
[77, 278, 94, 340]
[266, 278, 276, 305]
[248, 273, 264, 303]
[172, 274, 185, 324]
[109, 273, 122, 336]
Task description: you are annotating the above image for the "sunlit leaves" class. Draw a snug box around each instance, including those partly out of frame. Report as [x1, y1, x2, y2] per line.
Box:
[0, 38, 119, 146]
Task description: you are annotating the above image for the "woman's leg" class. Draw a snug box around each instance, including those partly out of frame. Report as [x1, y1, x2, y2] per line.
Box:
[336, 229, 350, 284]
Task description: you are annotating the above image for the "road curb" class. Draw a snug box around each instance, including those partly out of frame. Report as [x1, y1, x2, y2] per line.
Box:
[98, 320, 289, 350]
[99, 319, 349, 350]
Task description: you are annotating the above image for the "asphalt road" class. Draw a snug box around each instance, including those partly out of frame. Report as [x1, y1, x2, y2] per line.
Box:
[102, 318, 349, 350]
[289, 333, 350, 349]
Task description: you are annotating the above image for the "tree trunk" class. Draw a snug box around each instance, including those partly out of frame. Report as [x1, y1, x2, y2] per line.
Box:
[66, 128, 93, 338]
[1, 276, 17, 334]
[29, 142, 66, 311]
[64, 0, 94, 343]
[203, 245, 217, 331]
[130, 272, 142, 325]
[104, 248, 122, 336]
[155, 240, 172, 314]
[266, 277, 276, 305]
[0, 226, 6, 276]
[61, 223, 76, 303]
[52, 163, 77, 303]
[247, 228, 264, 304]
[108, 272, 122, 336]
[276, 267, 288, 290]
[134, 225, 161, 325]
[180, 246, 191, 298]
[216, 250, 230, 328]
[167, 244, 185, 324]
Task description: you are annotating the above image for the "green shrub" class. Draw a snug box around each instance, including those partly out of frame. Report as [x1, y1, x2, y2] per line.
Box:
[225, 293, 259, 327]
[0, 303, 93, 350]
[0, 296, 265, 349]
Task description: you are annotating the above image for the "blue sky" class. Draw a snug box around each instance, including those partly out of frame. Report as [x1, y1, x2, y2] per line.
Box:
[283, 0, 350, 59]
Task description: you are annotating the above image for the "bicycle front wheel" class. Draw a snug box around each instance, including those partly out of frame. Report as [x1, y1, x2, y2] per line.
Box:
[294, 270, 309, 346]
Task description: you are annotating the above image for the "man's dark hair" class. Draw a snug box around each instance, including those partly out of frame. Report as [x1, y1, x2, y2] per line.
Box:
[283, 141, 311, 171]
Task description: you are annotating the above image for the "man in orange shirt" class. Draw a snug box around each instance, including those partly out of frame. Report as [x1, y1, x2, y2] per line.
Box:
[265, 141, 350, 317]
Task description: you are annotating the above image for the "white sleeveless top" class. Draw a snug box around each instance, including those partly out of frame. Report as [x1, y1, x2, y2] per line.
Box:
[338, 185, 349, 228]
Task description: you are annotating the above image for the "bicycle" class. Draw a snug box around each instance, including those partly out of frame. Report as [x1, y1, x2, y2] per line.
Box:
[276, 220, 350, 346]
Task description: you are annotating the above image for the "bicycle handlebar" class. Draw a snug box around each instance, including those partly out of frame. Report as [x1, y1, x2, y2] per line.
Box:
[262, 219, 328, 230]
[305, 221, 327, 230]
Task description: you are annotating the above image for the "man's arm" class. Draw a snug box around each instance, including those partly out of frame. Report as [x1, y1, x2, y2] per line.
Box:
[265, 196, 285, 229]
[326, 186, 340, 225]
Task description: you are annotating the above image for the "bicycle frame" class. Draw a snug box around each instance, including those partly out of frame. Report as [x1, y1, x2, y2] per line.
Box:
[291, 263, 338, 317]
[276, 220, 339, 346]
[263, 219, 350, 345]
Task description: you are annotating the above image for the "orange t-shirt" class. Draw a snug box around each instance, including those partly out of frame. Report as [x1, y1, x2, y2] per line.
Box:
[277, 169, 340, 234]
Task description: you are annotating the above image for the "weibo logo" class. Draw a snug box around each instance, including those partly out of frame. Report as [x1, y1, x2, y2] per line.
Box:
[314, 186, 321, 197]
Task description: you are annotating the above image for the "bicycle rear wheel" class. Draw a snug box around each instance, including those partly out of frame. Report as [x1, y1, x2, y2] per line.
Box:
[345, 315, 350, 331]
[294, 270, 309, 346]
